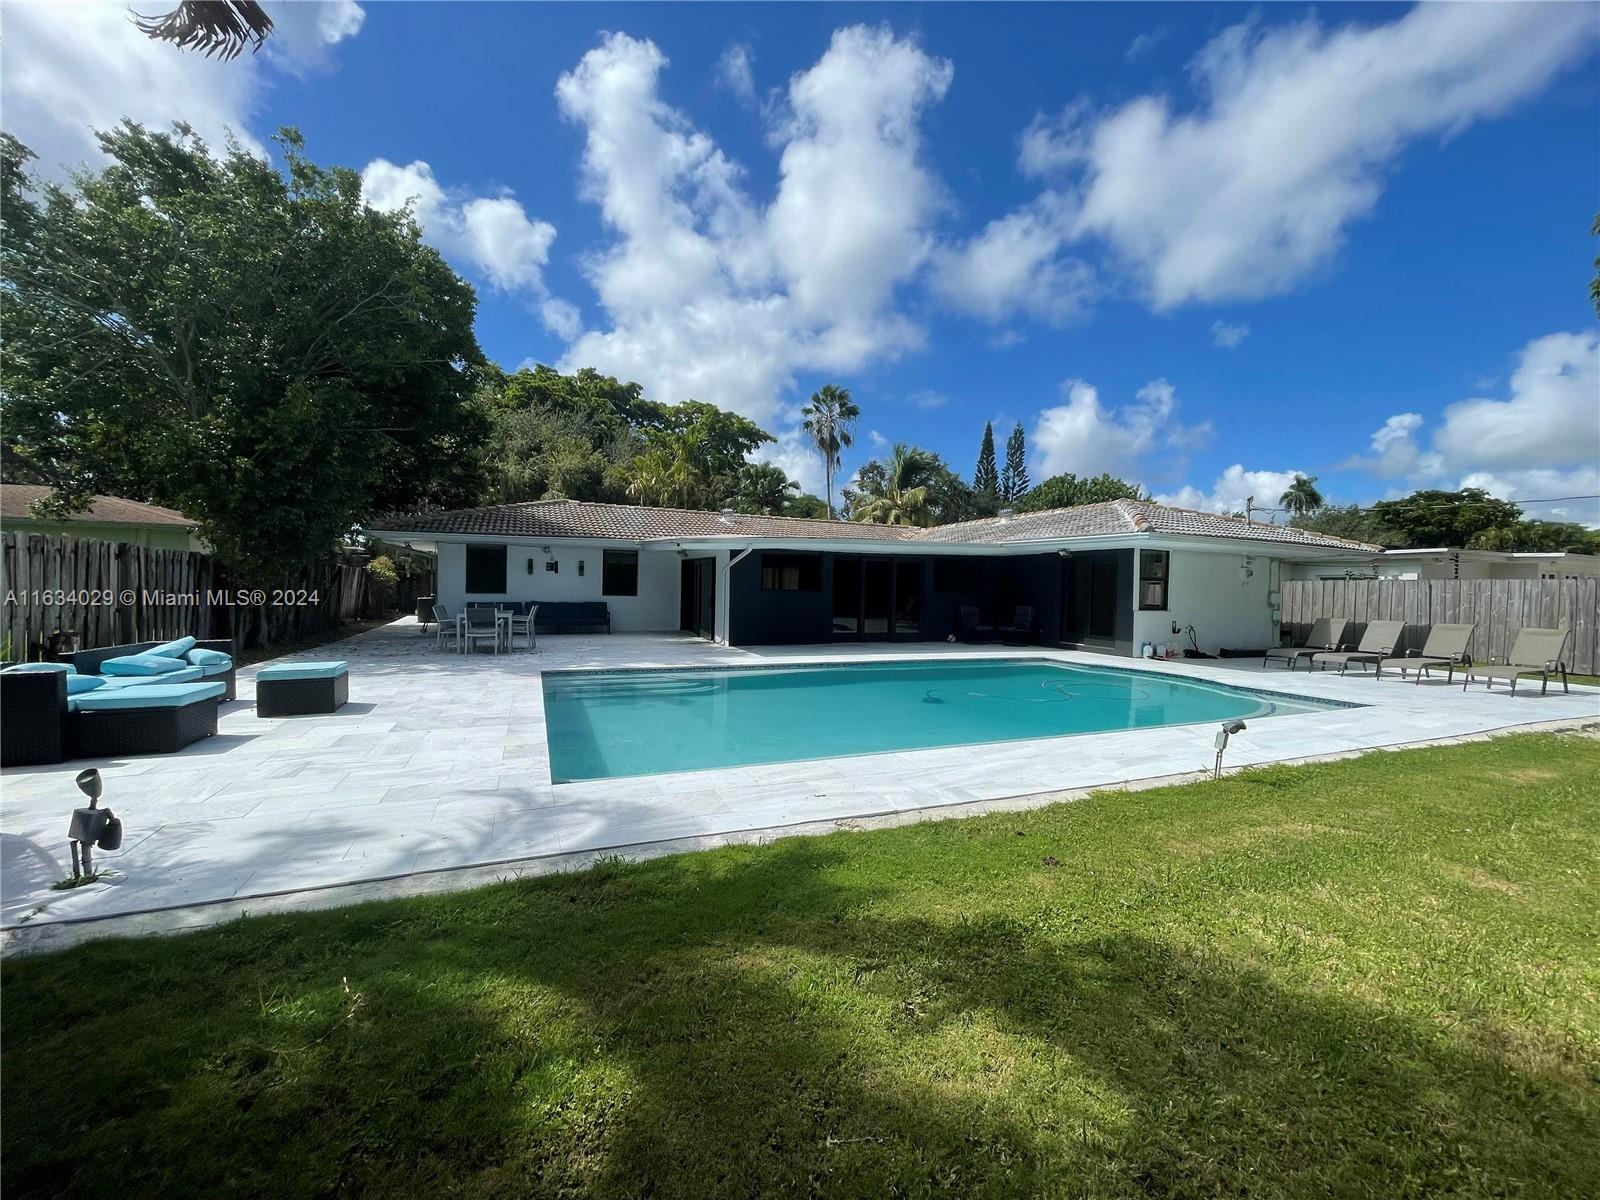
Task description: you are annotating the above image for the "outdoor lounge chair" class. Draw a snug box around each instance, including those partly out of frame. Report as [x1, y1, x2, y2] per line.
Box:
[1263, 617, 1347, 671]
[1376, 622, 1475, 683]
[1311, 620, 1406, 676]
[1460, 626, 1572, 695]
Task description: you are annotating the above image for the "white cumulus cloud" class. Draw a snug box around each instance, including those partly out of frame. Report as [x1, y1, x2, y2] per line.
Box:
[1157, 466, 1306, 517]
[553, 26, 951, 424]
[717, 43, 756, 104]
[360, 159, 571, 336]
[968, 3, 1593, 317]
[1210, 320, 1249, 349]
[1349, 330, 1600, 525]
[1032, 377, 1211, 482]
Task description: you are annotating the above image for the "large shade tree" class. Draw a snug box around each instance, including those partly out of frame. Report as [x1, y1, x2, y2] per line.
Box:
[1014, 472, 1144, 513]
[1369, 488, 1524, 548]
[1, 124, 486, 582]
[800, 383, 859, 518]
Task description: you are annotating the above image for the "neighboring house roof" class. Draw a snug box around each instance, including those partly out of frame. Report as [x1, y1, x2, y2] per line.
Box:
[0, 484, 198, 529]
[919, 499, 1380, 550]
[369, 497, 1380, 553]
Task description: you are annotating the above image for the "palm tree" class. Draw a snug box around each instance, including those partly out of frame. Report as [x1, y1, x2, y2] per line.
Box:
[852, 444, 937, 527]
[800, 384, 859, 518]
[1279, 474, 1325, 520]
[728, 463, 798, 515]
[624, 445, 701, 507]
[134, 1, 275, 60]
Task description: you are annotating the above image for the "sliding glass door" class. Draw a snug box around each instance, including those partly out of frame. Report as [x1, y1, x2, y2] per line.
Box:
[832, 556, 922, 641]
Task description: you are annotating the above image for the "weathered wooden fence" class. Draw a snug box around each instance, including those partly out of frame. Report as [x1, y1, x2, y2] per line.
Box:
[1, 532, 434, 660]
[1281, 578, 1599, 675]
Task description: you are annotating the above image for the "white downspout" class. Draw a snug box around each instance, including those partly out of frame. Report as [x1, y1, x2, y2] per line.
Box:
[716, 547, 754, 645]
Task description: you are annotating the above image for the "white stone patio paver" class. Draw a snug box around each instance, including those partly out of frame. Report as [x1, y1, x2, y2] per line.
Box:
[2, 617, 1596, 932]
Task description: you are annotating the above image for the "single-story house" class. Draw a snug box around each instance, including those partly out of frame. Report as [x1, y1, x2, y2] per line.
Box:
[1284, 546, 1600, 582]
[364, 498, 1381, 655]
[0, 484, 206, 552]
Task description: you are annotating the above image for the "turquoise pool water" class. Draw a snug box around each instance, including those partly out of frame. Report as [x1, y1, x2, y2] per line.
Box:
[542, 658, 1345, 783]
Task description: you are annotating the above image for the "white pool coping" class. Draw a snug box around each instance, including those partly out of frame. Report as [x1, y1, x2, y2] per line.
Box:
[3, 618, 1597, 951]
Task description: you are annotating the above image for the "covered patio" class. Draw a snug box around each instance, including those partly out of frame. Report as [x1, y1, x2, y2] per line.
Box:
[3, 617, 1596, 947]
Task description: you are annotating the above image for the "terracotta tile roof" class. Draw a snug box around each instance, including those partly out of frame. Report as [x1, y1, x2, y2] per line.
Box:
[919, 499, 1383, 551]
[0, 484, 197, 528]
[369, 498, 922, 542]
[370, 497, 1381, 552]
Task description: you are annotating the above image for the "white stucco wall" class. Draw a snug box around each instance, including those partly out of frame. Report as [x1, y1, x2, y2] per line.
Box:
[435, 541, 682, 632]
[1131, 548, 1280, 655]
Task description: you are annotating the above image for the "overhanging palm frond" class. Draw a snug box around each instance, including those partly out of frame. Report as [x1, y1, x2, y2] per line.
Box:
[132, 1, 275, 60]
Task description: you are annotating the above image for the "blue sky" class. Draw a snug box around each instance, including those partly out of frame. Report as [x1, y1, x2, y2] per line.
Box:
[7, 2, 1599, 520]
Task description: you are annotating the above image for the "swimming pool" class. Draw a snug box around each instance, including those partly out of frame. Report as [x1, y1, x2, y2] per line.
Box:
[542, 658, 1348, 783]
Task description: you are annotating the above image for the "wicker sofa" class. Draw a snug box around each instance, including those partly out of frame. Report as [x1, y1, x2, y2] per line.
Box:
[1, 637, 237, 767]
[70, 638, 237, 701]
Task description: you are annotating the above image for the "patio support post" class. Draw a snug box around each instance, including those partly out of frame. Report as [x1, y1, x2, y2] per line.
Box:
[716, 547, 754, 646]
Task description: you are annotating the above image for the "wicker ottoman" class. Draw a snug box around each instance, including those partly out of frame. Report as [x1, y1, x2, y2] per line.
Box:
[256, 661, 350, 717]
[69, 681, 226, 758]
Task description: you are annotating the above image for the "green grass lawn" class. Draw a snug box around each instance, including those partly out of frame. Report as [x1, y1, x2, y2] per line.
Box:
[5, 734, 1599, 1199]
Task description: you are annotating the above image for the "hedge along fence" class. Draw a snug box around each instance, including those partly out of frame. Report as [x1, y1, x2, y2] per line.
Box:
[1281, 577, 1600, 676]
[1, 531, 433, 660]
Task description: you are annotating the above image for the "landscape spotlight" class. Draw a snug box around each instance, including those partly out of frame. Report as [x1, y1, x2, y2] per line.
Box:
[1213, 720, 1247, 780]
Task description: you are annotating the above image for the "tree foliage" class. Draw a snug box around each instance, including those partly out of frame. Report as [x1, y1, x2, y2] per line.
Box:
[849, 444, 939, 527]
[1291, 505, 1410, 548]
[726, 463, 797, 515]
[1014, 472, 1144, 513]
[475, 365, 779, 511]
[1000, 423, 1028, 502]
[1, 124, 486, 583]
[1368, 488, 1523, 549]
[800, 384, 858, 518]
[135, 1, 274, 60]
[972, 422, 999, 512]
[1278, 474, 1324, 519]
[1467, 521, 1600, 554]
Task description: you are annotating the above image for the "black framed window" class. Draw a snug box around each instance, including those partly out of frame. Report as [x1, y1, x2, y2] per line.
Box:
[1139, 550, 1169, 611]
[761, 552, 821, 591]
[602, 550, 639, 596]
[465, 544, 507, 594]
[933, 558, 981, 593]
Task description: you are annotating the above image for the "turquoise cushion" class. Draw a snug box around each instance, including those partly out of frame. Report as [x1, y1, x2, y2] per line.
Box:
[257, 660, 349, 681]
[101, 653, 191, 676]
[3, 661, 75, 674]
[66, 674, 107, 696]
[148, 636, 198, 659]
[73, 681, 226, 711]
[185, 647, 232, 668]
[97, 666, 204, 687]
